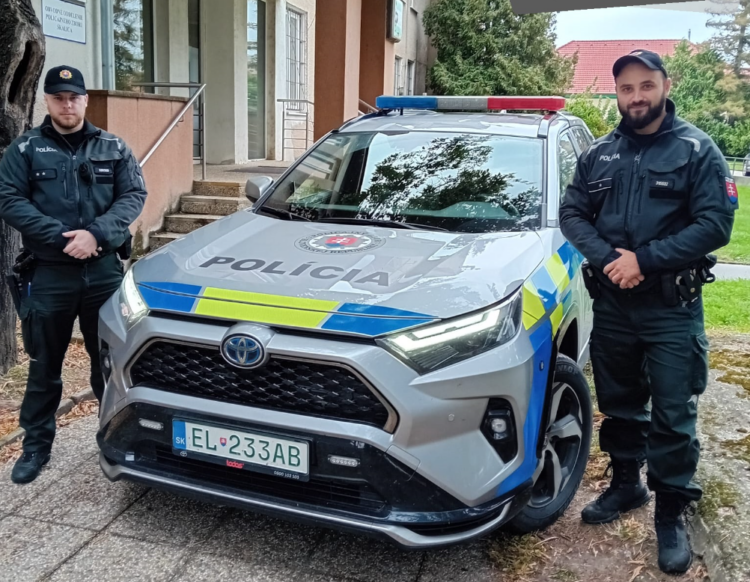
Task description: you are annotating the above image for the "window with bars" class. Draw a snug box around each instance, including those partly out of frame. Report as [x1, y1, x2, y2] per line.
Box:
[286, 7, 307, 111]
[394, 56, 403, 95]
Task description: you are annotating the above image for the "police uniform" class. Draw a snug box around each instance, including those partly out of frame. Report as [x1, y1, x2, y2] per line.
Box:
[0, 66, 147, 483]
[559, 50, 737, 574]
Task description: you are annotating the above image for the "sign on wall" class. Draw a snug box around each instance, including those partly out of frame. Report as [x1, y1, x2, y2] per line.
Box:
[387, 0, 405, 42]
[42, 0, 86, 44]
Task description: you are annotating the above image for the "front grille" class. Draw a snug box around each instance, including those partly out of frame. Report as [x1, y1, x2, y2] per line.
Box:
[150, 445, 387, 515]
[128, 341, 391, 429]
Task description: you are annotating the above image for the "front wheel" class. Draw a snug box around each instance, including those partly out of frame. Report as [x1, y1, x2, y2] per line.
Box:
[505, 354, 593, 534]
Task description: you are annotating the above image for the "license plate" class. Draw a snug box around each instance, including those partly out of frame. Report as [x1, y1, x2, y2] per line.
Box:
[172, 420, 309, 481]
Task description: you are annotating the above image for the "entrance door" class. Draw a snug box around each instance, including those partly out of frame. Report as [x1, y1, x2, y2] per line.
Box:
[248, 0, 266, 159]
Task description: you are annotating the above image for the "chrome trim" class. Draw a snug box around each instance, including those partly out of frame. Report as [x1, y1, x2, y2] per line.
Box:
[124, 338, 399, 433]
[99, 453, 512, 548]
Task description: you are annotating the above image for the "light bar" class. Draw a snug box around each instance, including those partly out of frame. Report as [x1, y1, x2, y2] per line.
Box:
[374, 95, 565, 112]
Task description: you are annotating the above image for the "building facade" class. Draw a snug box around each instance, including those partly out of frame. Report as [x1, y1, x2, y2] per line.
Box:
[32, 0, 435, 164]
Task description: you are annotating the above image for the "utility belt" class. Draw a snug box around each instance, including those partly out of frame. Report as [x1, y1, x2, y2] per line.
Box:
[581, 254, 717, 306]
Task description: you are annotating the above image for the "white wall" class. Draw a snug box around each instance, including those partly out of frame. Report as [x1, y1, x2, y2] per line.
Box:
[31, 0, 103, 127]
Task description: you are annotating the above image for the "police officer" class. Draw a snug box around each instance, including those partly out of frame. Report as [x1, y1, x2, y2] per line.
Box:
[559, 49, 737, 575]
[0, 65, 147, 484]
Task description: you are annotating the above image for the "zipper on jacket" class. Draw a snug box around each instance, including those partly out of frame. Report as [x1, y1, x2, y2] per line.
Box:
[62, 164, 68, 199]
[72, 154, 83, 228]
[623, 148, 644, 247]
[636, 172, 646, 214]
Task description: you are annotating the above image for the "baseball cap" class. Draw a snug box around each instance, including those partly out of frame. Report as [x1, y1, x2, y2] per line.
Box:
[44, 65, 87, 95]
[612, 49, 668, 79]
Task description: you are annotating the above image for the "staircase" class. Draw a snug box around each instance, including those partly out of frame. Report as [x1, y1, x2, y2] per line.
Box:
[149, 181, 250, 250]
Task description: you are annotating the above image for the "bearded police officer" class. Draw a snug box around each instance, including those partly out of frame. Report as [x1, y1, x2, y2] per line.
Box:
[559, 49, 737, 574]
[0, 65, 147, 484]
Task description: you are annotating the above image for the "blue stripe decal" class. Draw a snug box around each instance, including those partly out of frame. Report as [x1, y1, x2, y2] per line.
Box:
[530, 267, 558, 310]
[139, 285, 198, 313]
[172, 420, 187, 449]
[322, 315, 429, 336]
[497, 320, 553, 496]
[336, 303, 432, 319]
[556, 242, 575, 280]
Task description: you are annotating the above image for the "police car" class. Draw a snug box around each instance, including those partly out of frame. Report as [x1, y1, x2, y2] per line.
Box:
[97, 95, 595, 548]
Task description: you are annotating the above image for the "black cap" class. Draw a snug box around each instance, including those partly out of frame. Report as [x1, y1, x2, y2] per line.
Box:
[44, 65, 87, 95]
[612, 49, 668, 79]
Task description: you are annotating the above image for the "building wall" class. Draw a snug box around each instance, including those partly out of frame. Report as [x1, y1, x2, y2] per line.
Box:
[392, 0, 430, 96]
[31, 0, 103, 127]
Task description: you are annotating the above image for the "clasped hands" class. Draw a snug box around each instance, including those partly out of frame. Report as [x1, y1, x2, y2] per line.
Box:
[603, 248, 645, 290]
[63, 230, 102, 260]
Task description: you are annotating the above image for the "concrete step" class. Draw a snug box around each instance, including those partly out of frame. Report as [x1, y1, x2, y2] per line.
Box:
[180, 195, 247, 216]
[163, 213, 224, 234]
[150, 232, 184, 250]
[191, 180, 243, 198]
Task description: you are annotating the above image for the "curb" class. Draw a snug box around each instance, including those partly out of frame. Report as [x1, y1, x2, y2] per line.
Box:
[690, 512, 731, 582]
[0, 387, 97, 450]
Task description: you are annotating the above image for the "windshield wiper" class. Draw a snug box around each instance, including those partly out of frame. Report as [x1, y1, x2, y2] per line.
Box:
[314, 217, 448, 231]
[256, 206, 310, 222]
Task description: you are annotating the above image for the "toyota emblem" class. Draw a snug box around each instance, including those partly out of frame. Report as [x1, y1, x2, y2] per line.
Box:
[221, 334, 265, 369]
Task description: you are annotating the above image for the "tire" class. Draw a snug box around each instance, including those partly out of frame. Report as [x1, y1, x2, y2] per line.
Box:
[505, 354, 593, 534]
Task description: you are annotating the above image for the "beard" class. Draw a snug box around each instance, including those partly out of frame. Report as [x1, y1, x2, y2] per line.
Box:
[51, 111, 84, 131]
[618, 93, 666, 130]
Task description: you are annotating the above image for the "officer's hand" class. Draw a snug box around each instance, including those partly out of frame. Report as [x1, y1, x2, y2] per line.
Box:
[62, 230, 99, 260]
[603, 249, 644, 289]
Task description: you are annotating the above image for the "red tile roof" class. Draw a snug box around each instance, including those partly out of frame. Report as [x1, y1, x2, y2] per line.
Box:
[557, 40, 694, 94]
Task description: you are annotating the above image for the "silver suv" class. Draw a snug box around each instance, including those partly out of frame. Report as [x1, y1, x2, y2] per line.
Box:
[96, 95, 594, 549]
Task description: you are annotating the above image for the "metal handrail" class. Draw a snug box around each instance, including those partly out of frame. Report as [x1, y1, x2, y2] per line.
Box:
[359, 99, 378, 114]
[131, 82, 207, 180]
[278, 99, 314, 161]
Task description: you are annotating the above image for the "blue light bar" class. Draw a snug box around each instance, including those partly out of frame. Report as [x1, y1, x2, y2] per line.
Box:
[375, 96, 439, 109]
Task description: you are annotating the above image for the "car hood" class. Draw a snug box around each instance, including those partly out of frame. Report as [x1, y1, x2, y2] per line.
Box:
[131, 212, 545, 337]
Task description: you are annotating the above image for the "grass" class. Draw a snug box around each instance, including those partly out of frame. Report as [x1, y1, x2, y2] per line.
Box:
[715, 185, 750, 264]
[703, 279, 750, 333]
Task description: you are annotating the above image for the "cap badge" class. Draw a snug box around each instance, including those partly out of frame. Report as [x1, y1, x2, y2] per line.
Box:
[60, 70, 73, 80]
[631, 51, 643, 56]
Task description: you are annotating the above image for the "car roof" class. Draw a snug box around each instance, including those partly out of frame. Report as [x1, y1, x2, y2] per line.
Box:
[337, 109, 579, 139]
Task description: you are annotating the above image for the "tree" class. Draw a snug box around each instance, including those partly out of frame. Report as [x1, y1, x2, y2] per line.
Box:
[564, 86, 619, 138]
[707, 0, 750, 76]
[0, 0, 45, 375]
[423, 0, 576, 96]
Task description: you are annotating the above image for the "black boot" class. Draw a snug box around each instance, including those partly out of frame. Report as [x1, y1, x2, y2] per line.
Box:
[655, 493, 693, 575]
[581, 458, 651, 524]
[11, 451, 51, 484]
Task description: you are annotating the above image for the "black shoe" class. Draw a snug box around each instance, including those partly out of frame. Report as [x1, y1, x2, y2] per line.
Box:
[10, 451, 51, 484]
[655, 493, 694, 575]
[581, 458, 651, 524]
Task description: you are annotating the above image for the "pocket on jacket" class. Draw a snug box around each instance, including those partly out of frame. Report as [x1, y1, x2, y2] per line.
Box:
[646, 157, 690, 201]
[29, 168, 58, 181]
[90, 152, 122, 185]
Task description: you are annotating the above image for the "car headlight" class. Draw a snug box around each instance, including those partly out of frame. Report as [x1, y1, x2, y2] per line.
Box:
[118, 267, 148, 327]
[378, 290, 523, 374]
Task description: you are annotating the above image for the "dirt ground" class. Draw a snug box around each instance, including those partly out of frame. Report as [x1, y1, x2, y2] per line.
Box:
[2, 331, 739, 581]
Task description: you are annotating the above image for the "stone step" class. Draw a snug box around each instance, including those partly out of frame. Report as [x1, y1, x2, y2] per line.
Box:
[150, 232, 184, 250]
[191, 180, 243, 198]
[163, 213, 224, 234]
[180, 195, 247, 216]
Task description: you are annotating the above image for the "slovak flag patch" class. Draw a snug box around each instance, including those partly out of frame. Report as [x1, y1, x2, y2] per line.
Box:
[726, 176, 739, 204]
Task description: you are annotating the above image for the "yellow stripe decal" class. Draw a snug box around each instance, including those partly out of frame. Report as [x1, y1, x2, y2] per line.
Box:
[550, 303, 564, 336]
[522, 283, 546, 330]
[546, 254, 571, 294]
[195, 288, 338, 328]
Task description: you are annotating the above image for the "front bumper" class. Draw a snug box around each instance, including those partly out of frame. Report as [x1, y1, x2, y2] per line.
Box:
[98, 403, 532, 548]
[97, 291, 543, 547]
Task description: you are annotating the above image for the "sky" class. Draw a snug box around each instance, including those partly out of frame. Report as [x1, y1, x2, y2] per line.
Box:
[553, 0, 737, 47]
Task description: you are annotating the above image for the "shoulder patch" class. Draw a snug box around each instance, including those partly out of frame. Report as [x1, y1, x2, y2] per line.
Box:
[725, 176, 739, 205]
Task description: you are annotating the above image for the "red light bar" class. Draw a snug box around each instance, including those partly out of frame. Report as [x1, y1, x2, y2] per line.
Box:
[487, 96, 566, 111]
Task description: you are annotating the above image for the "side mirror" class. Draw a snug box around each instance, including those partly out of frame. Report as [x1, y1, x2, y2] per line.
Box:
[245, 176, 274, 203]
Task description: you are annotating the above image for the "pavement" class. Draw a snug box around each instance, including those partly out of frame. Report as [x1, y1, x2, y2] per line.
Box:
[711, 262, 750, 281]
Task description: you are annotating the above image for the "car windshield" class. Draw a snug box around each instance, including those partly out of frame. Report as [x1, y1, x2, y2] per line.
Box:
[259, 131, 544, 233]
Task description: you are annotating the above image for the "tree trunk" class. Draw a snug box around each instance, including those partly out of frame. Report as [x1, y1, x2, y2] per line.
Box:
[0, 0, 45, 375]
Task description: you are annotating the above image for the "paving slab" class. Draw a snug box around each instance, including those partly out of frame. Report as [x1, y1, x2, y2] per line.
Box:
[47, 533, 188, 582]
[15, 457, 147, 530]
[690, 334, 750, 582]
[107, 488, 225, 546]
[174, 553, 349, 582]
[0, 422, 100, 514]
[308, 531, 425, 582]
[0, 515, 95, 582]
[200, 509, 323, 569]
